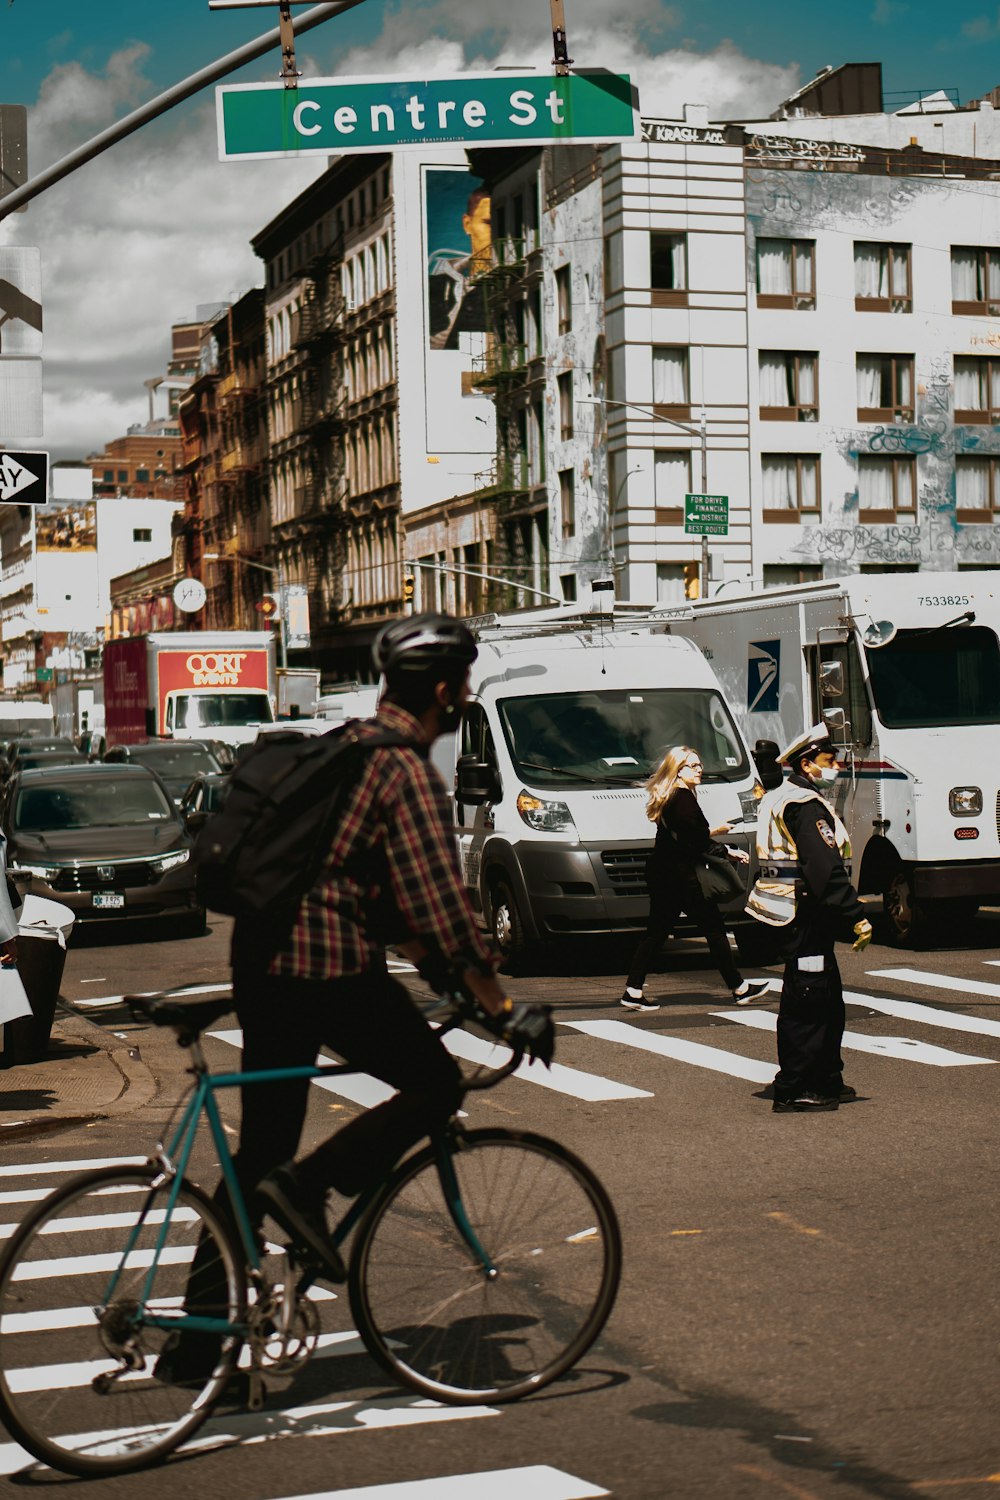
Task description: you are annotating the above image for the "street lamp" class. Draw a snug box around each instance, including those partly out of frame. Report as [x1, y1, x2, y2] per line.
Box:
[580, 396, 711, 598]
[203, 551, 288, 669]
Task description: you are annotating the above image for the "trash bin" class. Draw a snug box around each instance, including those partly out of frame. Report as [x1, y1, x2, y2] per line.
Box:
[0, 896, 76, 1066]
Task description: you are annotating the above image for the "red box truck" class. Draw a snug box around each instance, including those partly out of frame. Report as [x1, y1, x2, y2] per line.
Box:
[104, 632, 277, 747]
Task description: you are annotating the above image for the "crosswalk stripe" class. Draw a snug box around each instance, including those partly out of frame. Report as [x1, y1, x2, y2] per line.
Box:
[284, 1465, 609, 1499]
[208, 1031, 396, 1108]
[0, 1183, 145, 1208]
[715, 1009, 997, 1066]
[563, 1020, 774, 1084]
[11, 1245, 195, 1282]
[0, 1206, 199, 1242]
[70, 983, 233, 1011]
[847, 987, 1000, 1040]
[869, 968, 1000, 1002]
[0, 1394, 499, 1477]
[0, 1158, 147, 1179]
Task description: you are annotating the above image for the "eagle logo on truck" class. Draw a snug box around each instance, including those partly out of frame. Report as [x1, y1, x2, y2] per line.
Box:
[185, 652, 248, 686]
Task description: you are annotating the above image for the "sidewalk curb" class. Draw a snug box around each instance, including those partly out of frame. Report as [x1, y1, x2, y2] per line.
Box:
[0, 1002, 159, 1143]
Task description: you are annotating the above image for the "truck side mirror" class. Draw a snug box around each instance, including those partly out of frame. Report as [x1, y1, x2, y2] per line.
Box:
[822, 707, 851, 744]
[144, 708, 157, 738]
[457, 755, 501, 805]
[753, 738, 783, 791]
[819, 660, 844, 698]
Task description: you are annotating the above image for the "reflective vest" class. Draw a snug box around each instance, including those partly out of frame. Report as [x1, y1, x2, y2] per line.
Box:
[746, 781, 852, 927]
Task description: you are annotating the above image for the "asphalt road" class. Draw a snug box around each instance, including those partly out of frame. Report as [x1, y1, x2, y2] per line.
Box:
[2, 910, 1000, 1499]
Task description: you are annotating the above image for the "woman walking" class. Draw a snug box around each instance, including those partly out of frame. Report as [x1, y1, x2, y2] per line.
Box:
[621, 745, 769, 1013]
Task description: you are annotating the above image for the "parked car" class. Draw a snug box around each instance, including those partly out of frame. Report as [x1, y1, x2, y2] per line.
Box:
[2, 737, 78, 778]
[13, 750, 87, 774]
[76, 730, 107, 761]
[3, 763, 206, 935]
[179, 771, 230, 834]
[103, 740, 224, 805]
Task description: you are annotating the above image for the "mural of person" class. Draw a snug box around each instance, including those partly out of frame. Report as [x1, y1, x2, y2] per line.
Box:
[427, 175, 491, 351]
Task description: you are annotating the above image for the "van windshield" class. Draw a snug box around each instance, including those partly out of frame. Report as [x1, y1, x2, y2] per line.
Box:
[497, 689, 749, 788]
[865, 625, 1000, 728]
[173, 693, 274, 728]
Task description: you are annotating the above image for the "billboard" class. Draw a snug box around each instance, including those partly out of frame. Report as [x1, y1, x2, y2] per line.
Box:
[35, 502, 97, 552]
[425, 168, 490, 351]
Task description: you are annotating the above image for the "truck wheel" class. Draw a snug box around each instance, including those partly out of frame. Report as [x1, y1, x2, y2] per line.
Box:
[489, 878, 535, 976]
[883, 870, 928, 947]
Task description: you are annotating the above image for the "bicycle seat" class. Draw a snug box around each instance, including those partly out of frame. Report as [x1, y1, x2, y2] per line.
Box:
[127, 992, 234, 1035]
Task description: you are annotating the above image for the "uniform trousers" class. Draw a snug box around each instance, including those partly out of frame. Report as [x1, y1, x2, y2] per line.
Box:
[773, 945, 846, 1101]
[626, 873, 742, 992]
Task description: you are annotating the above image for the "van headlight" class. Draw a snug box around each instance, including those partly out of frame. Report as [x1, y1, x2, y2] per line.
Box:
[151, 850, 191, 874]
[949, 786, 982, 816]
[516, 790, 576, 833]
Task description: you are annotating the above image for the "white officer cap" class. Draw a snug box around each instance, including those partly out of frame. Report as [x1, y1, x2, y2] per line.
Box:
[776, 722, 831, 766]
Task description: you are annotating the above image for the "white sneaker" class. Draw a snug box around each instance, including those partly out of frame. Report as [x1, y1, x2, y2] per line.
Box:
[620, 989, 660, 1012]
[733, 979, 770, 1006]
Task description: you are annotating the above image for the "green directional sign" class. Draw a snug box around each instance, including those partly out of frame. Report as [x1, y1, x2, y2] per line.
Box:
[217, 71, 638, 160]
[684, 493, 729, 537]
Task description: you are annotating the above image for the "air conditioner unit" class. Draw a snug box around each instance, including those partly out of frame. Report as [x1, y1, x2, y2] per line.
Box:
[891, 298, 910, 313]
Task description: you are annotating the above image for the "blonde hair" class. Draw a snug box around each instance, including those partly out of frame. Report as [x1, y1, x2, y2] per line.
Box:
[645, 745, 698, 823]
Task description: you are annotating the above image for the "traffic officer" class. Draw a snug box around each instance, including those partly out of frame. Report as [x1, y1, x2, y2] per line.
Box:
[749, 723, 872, 1112]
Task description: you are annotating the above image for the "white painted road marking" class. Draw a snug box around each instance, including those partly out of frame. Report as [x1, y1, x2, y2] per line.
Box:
[70, 982, 232, 1011]
[563, 1020, 774, 1084]
[209, 1031, 397, 1108]
[868, 968, 1000, 1003]
[280, 1465, 609, 1499]
[0, 1157, 147, 1179]
[849, 986, 1000, 1039]
[715, 1009, 997, 1066]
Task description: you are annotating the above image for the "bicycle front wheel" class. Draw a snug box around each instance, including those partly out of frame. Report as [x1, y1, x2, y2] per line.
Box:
[0, 1167, 246, 1477]
[349, 1128, 621, 1404]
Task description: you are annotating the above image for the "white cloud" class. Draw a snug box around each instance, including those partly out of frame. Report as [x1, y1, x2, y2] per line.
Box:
[1, 28, 797, 460]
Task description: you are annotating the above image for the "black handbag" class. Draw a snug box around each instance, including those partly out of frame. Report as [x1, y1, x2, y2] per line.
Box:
[695, 851, 744, 903]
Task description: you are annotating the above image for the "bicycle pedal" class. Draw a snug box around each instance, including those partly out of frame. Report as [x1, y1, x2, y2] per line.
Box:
[247, 1370, 267, 1412]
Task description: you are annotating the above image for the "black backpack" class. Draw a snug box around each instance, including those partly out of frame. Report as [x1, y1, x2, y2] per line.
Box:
[193, 722, 416, 954]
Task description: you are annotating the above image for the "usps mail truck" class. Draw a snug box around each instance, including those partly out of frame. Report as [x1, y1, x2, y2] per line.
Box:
[664, 571, 1000, 943]
[431, 615, 766, 971]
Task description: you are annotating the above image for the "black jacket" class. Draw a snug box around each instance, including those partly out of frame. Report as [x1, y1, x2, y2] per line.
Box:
[649, 787, 728, 885]
[783, 774, 865, 948]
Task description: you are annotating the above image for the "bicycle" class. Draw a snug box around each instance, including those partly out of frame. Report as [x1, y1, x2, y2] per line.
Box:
[0, 988, 621, 1477]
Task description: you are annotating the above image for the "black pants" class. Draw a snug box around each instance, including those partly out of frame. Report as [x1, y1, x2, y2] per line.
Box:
[773, 950, 846, 1101]
[626, 876, 742, 992]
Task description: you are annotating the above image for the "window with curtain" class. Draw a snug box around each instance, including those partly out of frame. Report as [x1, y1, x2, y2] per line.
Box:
[951, 247, 1000, 312]
[955, 356, 1000, 421]
[654, 449, 692, 514]
[558, 371, 574, 439]
[956, 455, 1000, 520]
[856, 354, 914, 420]
[858, 455, 916, 518]
[656, 564, 686, 603]
[759, 352, 818, 419]
[650, 232, 688, 303]
[762, 455, 820, 517]
[652, 347, 690, 409]
[756, 238, 815, 306]
[855, 242, 911, 309]
[555, 264, 572, 333]
[559, 468, 575, 537]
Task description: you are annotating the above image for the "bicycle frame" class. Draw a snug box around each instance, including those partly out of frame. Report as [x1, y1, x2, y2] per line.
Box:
[104, 1049, 497, 1338]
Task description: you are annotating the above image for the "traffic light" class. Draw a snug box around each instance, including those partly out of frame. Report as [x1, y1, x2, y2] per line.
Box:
[256, 593, 280, 619]
[683, 561, 700, 600]
[402, 573, 415, 605]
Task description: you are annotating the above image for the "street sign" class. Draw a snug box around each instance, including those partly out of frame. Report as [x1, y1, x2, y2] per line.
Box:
[35, 667, 52, 683]
[0, 449, 47, 504]
[217, 70, 638, 160]
[684, 493, 729, 537]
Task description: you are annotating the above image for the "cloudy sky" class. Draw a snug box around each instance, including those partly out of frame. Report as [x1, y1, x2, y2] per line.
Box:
[2, 0, 997, 460]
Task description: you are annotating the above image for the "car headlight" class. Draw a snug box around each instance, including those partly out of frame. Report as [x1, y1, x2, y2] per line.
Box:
[949, 786, 982, 816]
[15, 862, 58, 881]
[516, 790, 576, 833]
[151, 850, 191, 874]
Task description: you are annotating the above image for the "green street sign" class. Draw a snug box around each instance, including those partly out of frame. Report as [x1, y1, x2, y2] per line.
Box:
[217, 71, 638, 160]
[684, 493, 729, 537]
[35, 667, 52, 683]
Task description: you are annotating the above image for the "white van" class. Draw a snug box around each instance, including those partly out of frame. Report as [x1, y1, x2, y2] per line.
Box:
[664, 569, 1000, 943]
[432, 618, 765, 970]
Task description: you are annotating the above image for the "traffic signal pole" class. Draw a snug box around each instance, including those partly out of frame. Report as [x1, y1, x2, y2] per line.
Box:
[0, 0, 367, 220]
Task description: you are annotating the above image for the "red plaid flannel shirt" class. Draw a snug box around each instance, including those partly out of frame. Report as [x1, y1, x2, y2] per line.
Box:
[268, 702, 497, 981]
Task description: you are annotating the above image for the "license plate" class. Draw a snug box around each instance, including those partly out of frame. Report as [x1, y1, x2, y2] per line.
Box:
[92, 892, 124, 909]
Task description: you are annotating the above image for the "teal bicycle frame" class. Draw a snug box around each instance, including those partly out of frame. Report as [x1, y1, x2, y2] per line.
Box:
[104, 1052, 497, 1339]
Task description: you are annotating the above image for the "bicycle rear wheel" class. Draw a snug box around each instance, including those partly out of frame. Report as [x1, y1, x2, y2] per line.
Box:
[0, 1167, 246, 1477]
[349, 1128, 621, 1404]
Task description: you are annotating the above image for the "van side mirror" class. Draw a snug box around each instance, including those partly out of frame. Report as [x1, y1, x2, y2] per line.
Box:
[822, 707, 851, 744]
[819, 660, 844, 698]
[753, 738, 783, 791]
[457, 755, 501, 805]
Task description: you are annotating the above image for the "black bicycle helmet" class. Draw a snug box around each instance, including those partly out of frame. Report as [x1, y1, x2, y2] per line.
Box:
[372, 613, 478, 677]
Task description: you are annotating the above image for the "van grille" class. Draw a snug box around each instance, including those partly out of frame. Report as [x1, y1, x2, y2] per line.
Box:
[601, 848, 649, 896]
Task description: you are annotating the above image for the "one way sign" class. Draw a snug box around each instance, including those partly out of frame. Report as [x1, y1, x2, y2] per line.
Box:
[0, 450, 47, 504]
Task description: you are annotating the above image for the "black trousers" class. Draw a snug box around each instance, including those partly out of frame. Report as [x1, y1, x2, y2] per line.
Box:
[626, 875, 742, 992]
[773, 950, 846, 1101]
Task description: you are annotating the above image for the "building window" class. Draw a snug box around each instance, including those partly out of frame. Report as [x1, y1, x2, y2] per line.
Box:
[555, 265, 572, 334]
[650, 232, 687, 306]
[559, 468, 575, 537]
[558, 371, 574, 439]
[652, 346, 689, 416]
[560, 573, 577, 602]
[656, 563, 686, 603]
[103, 469, 114, 482]
[956, 455, 1000, 521]
[951, 247, 1000, 315]
[117, 469, 129, 483]
[759, 352, 818, 420]
[857, 455, 916, 522]
[856, 354, 914, 423]
[756, 238, 815, 309]
[653, 449, 692, 525]
[762, 455, 821, 521]
[955, 356, 1000, 423]
[132, 528, 152, 543]
[763, 564, 823, 587]
[855, 242, 911, 311]
[135, 468, 149, 482]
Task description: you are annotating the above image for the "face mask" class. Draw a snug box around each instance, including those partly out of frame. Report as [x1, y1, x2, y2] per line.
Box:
[809, 765, 839, 789]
